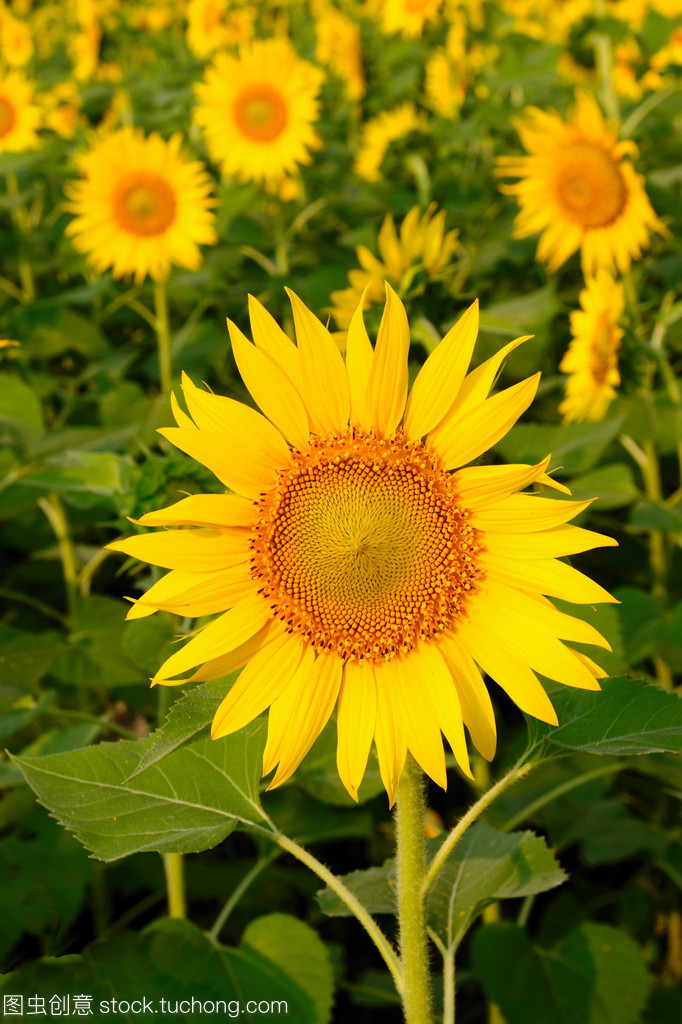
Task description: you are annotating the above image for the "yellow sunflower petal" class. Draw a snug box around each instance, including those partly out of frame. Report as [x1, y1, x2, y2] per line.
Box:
[483, 552, 619, 604]
[458, 619, 559, 725]
[181, 372, 291, 463]
[211, 630, 306, 739]
[107, 529, 251, 571]
[345, 289, 374, 430]
[265, 651, 343, 786]
[444, 334, 531, 421]
[286, 288, 350, 433]
[336, 659, 377, 802]
[228, 317, 310, 449]
[374, 665, 407, 808]
[483, 524, 617, 559]
[134, 493, 257, 528]
[171, 391, 196, 430]
[454, 456, 552, 506]
[387, 654, 448, 790]
[366, 282, 409, 437]
[438, 633, 497, 761]
[153, 589, 270, 683]
[430, 372, 541, 470]
[262, 644, 317, 776]
[248, 294, 304, 392]
[403, 300, 479, 440]
[158, 623, 276, 685]
[158, 426, 285, 500]
[418, 644, 472, 779]
[471, 495, 593, 532]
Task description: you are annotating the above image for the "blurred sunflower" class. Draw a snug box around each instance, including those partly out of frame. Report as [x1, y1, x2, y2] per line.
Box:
[0, 12, 34, 67]
[64, 126, 217, 283]
[0, 72, 41, 154]
[381, 0, 443, 38]
[497, 91, 667, 275]
[559, 271, 625, 423]
[354, 102, 427, 181]
[186, 0, 253, 57]
[110, 288, 616, 804]
[194, 38, 324, 186]
[329, 204, 459, 329]
[315, 3, 365, 100]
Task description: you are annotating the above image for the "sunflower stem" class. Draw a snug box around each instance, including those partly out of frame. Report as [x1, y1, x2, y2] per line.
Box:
[276, 833, 403, 996]
[6, 171, 36, 303]
[163, 852, 186, 919]
[593, 0, 620, 122]
[395, 756, 434, 1024]
[37, 492, 78, 620]
[209, 850, 279, 943]
[154, 277, 172, 394]
[422, 759, 534, 896]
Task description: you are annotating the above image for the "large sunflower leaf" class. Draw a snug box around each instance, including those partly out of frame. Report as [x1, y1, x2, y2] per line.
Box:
[127, 675, 236, 779]
[317, 820, 565, 949]
[538, 676, 682, 756]
[13, 722, 272, 861]
[0, 916, 333, 1023]
[473, 921, 651, 1024]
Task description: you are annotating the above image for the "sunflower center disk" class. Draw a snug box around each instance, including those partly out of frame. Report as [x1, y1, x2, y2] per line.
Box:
[590, 314, 618, 386]
[555, 142, 627, 228]
[251, 430, 482, 662]
[0, 97, 17, 138]
[112, 173, 177, 236]
[234, 86, 289, 142]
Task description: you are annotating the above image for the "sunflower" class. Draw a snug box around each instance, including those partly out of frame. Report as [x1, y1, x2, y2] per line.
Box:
[497, 91, 667, 276]
[329, 204, 459, 330]
[380, 0, 443, 38]
[0, 72, 41, 154]
[109, 288, 616, 804]
[193, 39, 324, 186]
[354, 102, 427, 182]
[315, 3, 365, 101]
[64, 126, 218, 284]
[559, 271, 625, 423]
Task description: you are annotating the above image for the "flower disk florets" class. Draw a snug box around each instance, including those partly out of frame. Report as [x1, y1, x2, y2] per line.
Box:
[251, 427, 482, 662]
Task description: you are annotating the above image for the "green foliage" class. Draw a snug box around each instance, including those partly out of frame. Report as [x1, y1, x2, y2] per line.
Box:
[14, 723, 271, 860]
[472, 921, 652, 1024]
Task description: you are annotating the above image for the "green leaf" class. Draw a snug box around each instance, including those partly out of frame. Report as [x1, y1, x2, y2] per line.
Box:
[127, 676, 233, 779]
[537, 676, 682, 756]
[317, 820, 565, 950]
[122, 614, 177, 677]
[242, 913, 334, 1024]
[494, 417, 623, 475]
[50, 595, 145, 689]
[0, 373, 43, 447]
[484, 284, 558, 330]
[427, 820, 566, 948]
[0, 917, 328, 1022]
[567, 463, 638, 510]
[473, 921, 652, 1024]
[20, 451, 133, 497]
[628, 500, 682, 533]
[0, 690, 56, 741]
[612, 587, 666, 664]
[13, 723, 272, 861]
[0, 628, 66, 689]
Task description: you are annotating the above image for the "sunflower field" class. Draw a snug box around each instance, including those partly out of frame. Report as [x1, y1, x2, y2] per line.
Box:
[2, 0, 682, 1021]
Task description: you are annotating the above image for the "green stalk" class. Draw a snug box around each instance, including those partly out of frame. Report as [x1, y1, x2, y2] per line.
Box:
[163, 852, 186, 919]
[154, 277, 172, 394]
[37, 492, 78, 620]
[277, 833, 403, 996]
[395, 757, 434, 1024]
[6, 171, 35, 303]
[593, 0, 620, 122]
[422, 759, 533, 896]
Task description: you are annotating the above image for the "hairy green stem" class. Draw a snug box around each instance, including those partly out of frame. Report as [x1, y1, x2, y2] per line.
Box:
[422, 760, 534, 895]
[396, 757, 433, 1024]
[276, 833, 403, 996]
[501, 762, 623, 831]
[163, 852, 186, 919]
